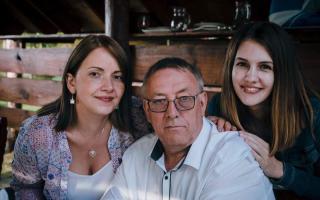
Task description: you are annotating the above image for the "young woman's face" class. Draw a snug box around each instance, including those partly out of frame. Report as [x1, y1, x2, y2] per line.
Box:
[232, 40, 274, 111]
[67, 47, 125, 117]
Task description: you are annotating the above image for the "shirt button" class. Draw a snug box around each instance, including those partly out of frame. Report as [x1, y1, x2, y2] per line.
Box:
[164, 176, 168, 180]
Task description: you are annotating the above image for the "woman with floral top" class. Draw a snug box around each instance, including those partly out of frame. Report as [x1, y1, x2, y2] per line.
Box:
[11, 35, 135, 200]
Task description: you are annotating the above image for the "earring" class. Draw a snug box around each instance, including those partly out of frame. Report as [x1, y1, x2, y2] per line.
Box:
[115, 105, 119, 110]
[70, 94, 75, 104]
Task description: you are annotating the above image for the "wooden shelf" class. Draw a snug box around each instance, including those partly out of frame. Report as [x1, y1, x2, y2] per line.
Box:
[0, 33, 105, 43]
[131, 28, 320, 43]
[131, 30, 234, 41]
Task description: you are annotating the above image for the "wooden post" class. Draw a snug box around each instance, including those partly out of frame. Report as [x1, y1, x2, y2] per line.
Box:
[3, 39, 23, 152]
[105, 0, 113, 36]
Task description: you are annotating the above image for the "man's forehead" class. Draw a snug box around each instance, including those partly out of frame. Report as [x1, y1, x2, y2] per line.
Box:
[146, 68, 198, 94]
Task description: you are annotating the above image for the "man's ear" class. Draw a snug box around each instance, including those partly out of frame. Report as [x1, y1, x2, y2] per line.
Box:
[66, 73, 76, 94]
[143, 99, 152, 123]
[199, 91, 208, 116]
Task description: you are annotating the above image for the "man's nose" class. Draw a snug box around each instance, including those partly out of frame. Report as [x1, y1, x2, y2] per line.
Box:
[166, 100, 179, 118]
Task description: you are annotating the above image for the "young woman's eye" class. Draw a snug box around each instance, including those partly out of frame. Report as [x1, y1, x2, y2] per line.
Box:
[236, 61, 248, 68]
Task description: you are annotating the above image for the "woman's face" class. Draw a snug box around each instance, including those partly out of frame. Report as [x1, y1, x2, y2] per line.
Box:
[232, 40, 274, 111]
[67, 47, 125, 117]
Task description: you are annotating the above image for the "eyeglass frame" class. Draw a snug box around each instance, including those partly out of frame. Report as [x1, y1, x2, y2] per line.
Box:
[144, 91, 204, 113]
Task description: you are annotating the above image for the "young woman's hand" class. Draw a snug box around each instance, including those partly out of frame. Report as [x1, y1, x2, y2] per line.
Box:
[207, 116, 237, 132]
[239, 131, 284, 179]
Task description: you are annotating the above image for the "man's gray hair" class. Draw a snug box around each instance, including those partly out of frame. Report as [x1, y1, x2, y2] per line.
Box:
[142, 57, 204, 96]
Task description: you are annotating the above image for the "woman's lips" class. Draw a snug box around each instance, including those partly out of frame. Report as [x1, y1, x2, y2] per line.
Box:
[96, 96, 114, 102]
[241, 86, 261, 94]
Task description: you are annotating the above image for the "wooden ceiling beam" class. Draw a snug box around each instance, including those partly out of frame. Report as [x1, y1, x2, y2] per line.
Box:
[3, 0, 42, 33]
[64, 0, 105, 32]
[24, 0, 62, 31]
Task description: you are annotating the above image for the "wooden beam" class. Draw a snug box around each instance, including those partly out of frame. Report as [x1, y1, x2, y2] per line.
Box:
[0, 48, 72, 76]
[105, 0, 113, 36]
[0, 78, 61, 106]
[64, 0, 105, 32]
[24, 0, 62, 31]
[0, 107, 34, 128]
[3, 0, 42, 33]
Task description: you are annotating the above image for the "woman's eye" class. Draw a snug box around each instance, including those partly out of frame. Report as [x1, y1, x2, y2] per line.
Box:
[260, 64, 273, 71]
[89, 72, 101, 78]
[236, 62, 248, 68]
[113, 75, 123, 80]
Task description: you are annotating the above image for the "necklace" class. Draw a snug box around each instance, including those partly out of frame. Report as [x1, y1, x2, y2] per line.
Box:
[88, 125, 106, 159]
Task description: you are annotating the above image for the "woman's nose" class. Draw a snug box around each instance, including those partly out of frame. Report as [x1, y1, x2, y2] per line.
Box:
[101, 76, 114, 92]
[245, 66, 258, 82]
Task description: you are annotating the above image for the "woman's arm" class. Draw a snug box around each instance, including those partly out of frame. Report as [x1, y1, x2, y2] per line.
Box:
[11, 118, 45, 200]
[240, 129, 320, 199]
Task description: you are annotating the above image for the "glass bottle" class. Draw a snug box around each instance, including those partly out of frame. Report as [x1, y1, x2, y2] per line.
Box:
[170, 7, 191, 32]
[233, 1, 251, 29]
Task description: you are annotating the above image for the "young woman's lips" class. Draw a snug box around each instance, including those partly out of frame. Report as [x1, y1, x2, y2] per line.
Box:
[241, 86, 260, 94]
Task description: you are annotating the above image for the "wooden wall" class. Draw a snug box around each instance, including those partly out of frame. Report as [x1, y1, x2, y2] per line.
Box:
[0, 38, 319, 128]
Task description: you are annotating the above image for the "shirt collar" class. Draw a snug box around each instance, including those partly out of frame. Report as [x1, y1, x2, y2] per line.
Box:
[149, 117, 213, 171]
[183, 117, 212, 170]
[150, 139, 164, 161]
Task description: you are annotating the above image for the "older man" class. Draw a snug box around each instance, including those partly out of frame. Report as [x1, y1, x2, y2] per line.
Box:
[102, 58, 274, 200]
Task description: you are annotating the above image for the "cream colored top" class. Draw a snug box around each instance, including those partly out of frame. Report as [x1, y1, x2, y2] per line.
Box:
[67, 161, 113, 200]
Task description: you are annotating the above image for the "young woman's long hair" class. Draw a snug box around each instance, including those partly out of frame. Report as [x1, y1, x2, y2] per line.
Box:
[220, 22, 318, 154]
[38, 35, 131, 132]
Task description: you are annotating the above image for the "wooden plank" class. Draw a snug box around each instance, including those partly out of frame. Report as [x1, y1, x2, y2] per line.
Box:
[132, 41, 228, 86]
[0, 107, 34, 128]
[0, 48, 72, 76]
[0, 78, 61, 106]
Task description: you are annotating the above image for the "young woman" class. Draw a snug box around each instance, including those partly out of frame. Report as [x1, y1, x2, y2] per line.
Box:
[11, 35, 134, 200]
[207, 22, 320, 199]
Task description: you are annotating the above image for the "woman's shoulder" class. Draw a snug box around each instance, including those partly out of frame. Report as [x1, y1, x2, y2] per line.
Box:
[110, 127, 135, 149]
[17, 113, 58, 148]
[310, 96, 320, 114]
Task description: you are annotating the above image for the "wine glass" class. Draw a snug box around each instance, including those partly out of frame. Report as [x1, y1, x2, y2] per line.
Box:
[137, 13, 151, 32]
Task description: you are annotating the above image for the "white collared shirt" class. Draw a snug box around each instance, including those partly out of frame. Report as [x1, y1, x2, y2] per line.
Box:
[101, 117, 275, 200]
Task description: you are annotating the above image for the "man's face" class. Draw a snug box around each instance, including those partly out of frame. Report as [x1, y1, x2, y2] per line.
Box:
[143, 68, 207, 153]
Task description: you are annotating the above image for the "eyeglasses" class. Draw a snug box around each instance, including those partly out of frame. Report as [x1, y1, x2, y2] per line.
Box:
[144, 91, 203, 113]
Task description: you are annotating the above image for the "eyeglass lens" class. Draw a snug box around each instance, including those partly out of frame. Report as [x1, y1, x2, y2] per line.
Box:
[148, 96, 195, 112]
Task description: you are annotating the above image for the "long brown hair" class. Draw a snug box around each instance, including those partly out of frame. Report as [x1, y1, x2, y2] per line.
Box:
[220, 22, 318, 155]
[38, 35, 131, 132]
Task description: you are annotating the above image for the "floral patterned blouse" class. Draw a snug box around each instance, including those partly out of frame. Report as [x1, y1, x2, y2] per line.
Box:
[11, 114, 134, 200]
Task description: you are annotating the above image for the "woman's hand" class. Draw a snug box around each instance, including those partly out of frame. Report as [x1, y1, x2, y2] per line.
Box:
[207, 116, 237, 132]
[239, 131, 284, 179]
